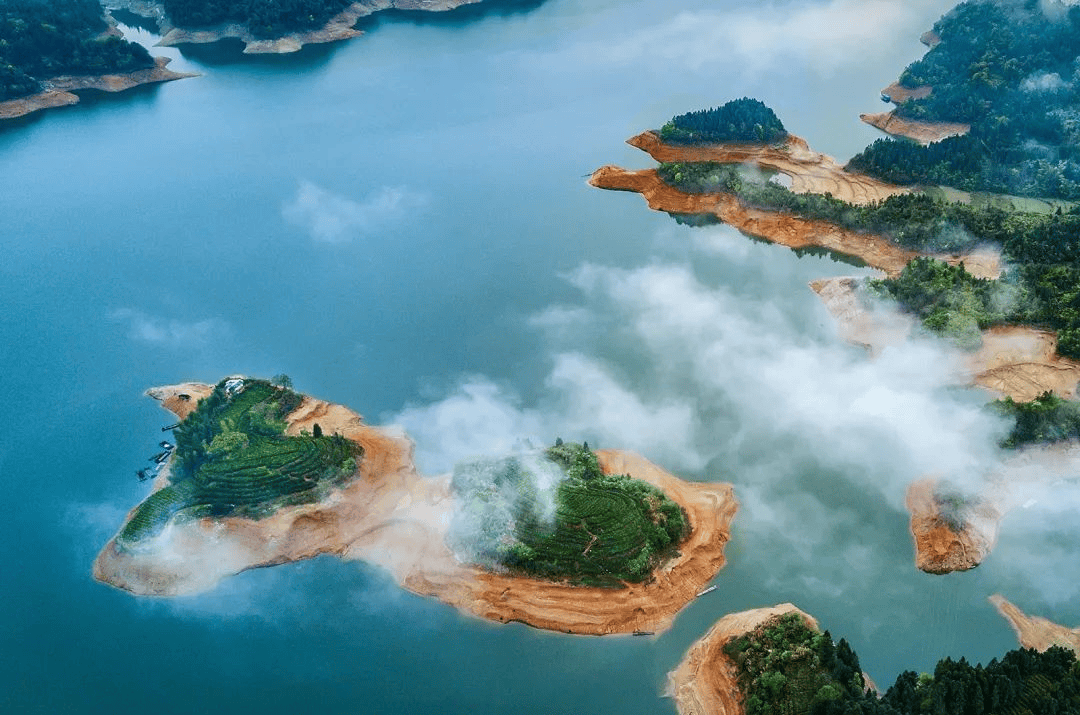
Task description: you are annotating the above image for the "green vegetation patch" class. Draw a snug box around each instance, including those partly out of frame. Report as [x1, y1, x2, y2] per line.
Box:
[157, 0, 351, 39]
[992, 391, 1080, 448]
[659, 97, 787, 145]
[723, 613, 868, 715]
[449, 441, 689, 587]
[726, 612, 1080, 715]
[869, 257, 1020, 350]
[119, 377, 361, 544]
[0, 0, 154, 101]
[848, 1, 1080, 199]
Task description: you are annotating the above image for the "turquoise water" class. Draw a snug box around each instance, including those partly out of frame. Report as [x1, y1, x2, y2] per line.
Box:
[3, 0, 1078, 712]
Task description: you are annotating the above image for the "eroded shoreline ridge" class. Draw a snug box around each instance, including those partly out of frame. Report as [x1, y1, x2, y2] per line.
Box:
[95, 378, 737, 635]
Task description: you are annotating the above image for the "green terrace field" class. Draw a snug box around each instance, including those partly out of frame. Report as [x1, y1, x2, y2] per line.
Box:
[452, 442, 689, 588]
[119, 378, 361, 545]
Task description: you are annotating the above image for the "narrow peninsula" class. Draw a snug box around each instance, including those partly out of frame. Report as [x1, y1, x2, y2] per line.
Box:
[95, 377, 738, 635]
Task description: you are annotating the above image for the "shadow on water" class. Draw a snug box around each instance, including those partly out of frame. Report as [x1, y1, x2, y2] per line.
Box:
[171, 36, 343, 69]
[0, 81, 170, 140]
[667, 212, 870, 269]
[353, 0, 548, 31]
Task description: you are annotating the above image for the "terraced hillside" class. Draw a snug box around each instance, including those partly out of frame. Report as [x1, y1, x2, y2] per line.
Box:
[451, 442, 689, 587]
[120, 378, 362, 544]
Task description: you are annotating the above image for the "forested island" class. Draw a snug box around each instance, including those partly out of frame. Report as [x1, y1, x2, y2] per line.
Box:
[96, 379, 737, 635]
[449, 440, 689, 587]
[658, 97, 787, 145]
[0, 0, 155, 101]
[674, 609, 1080, 715]
[849, 0, 1080, 199]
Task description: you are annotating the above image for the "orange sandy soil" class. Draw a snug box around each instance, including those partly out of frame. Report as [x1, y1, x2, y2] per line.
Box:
[666, 605, 819, 715]
[0, 57, 196, 121]
[94, 383, 738, 635]
[590, 162, 995, 280]
[905, 479, 1000, 574]
[990, 595, 1080, 653]
[626, 131, 907, 205]
[860, 110, 970, 146]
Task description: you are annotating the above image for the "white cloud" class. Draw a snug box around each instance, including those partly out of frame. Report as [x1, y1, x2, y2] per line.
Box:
[109, 308, 228, 347]
[550, 0, 956, 76]
[282, 180, 426, 244]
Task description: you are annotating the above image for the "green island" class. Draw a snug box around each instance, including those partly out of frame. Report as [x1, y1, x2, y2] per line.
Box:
[448, 441, 689, 587]
[728, 612, 1080, 715]
[1, 0, 154, 101]
[847, 0, 1080, 199]
[659, 97, 787, 145]
[992, 391, 1080, 449]
[119, 376, 362, 545]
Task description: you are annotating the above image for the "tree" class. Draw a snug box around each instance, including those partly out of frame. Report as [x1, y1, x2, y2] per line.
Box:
[270, 373, 293, 389]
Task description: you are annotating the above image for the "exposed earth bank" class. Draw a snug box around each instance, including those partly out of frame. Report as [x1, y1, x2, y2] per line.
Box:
[990, 595, 1080, 652]
[666, 604, 819, 715]
[94, 384, 738, 635]
[859, 110, 970, 145]
[905, 479, 1000, 574]
[0, 57, 196, 121]
[108, 0, 485, 54]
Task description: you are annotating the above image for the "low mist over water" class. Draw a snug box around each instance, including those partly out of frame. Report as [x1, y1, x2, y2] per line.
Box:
[6, 0, 1080, 712]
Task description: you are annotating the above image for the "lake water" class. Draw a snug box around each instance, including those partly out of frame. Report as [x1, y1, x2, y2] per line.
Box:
[4, 0, 1079, 712]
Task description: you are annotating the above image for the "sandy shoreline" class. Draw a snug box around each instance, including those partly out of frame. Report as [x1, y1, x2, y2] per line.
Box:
[666, 604, 818, 715]
[94, 383, 738, 635]
[590, 135, 1000, 280]
[990, 595, 1080, 652]
[108, 0, 483, 54]
[905, 479, 1000, 574]
[860, 110, 970, 145]
[0, 57, 196, 121]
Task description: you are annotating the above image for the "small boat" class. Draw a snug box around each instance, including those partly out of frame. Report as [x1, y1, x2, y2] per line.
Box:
[162, 423, 180, 431]
[136, 469, 150, 482]
[881, 93, 892, 103]
[632, 631, 654, 637]
[696, 585, 717, 597]
[159, 441, 174, 450]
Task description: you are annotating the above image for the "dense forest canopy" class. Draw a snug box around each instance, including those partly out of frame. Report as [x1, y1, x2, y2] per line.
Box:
[729, 613, 1080, 715]
[0, 0, 153, 101]
[848, 0, 1080, 199]
[659, 97, 787, 144]
[157, 0, 351, 38]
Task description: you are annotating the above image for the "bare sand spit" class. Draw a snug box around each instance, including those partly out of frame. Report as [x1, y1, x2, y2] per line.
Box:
[94, 384, 738, 635]
[0, 57, 196, 121]
[626, 131, 908, 206]
[666, 605, 819, 715]
[110, 0, 483, 54]
[880, 82, 931, 104]
[990, 595, 1080, 653]
[860, 110, 970, 146]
